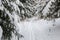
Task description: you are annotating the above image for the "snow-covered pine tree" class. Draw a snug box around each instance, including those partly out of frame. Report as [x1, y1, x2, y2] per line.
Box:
[0, 0, 60, 40]
[0, 0, 37, 40]
[0, 0, 25, 40]
[42, 0, 60, 19]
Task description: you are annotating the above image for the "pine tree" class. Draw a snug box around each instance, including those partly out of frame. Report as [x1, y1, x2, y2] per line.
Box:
[42, 0, 60, 19]
[0, 0, 24, 40]
[0, 0, 60, 40]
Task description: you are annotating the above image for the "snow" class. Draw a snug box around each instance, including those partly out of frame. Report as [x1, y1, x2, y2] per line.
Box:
[0, 26, 2, 40]
[42, 0, 55, 16]
[0, 0, 60, 40]
[17, 18, 60, 40]
[0, 13, 60, 40]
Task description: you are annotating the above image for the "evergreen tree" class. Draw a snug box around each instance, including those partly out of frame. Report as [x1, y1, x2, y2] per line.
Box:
[0, 0, 60, 40]
[41, 0, 60, 19]
[0, 0, 24, 40]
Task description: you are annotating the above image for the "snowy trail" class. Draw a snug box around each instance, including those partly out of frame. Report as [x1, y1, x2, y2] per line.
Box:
[0, 18, 60, 40]
[19, 18, 60, 40]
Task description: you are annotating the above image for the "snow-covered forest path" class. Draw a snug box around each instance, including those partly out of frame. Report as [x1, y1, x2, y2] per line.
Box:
[19, 18, 60, 40]
[0, 0, 60, 40]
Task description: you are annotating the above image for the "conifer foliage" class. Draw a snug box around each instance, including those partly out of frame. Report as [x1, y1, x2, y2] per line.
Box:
[43, 0, 60, 19]
[0, 0, 60, 40]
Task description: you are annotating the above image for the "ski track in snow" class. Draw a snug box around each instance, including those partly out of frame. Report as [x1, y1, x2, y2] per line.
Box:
[18, 18, 60, 40]
[0, 0, 60, 40]
[0, 18, 60, 40]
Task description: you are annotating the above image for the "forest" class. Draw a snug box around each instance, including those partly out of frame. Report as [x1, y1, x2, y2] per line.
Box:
[0, 0, 60, 40]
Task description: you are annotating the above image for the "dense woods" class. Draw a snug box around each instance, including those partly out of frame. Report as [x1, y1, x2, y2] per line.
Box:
[0, 0, 60, 40]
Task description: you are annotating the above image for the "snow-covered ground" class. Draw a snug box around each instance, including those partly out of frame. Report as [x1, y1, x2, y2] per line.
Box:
[18, 18, 60, 40]
[0, 17, 60, 40]
[0, 0, 60, 40]
[0, 26, 2, 40]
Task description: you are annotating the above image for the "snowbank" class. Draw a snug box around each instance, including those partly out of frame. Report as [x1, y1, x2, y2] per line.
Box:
[18, 18, 60, 40]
